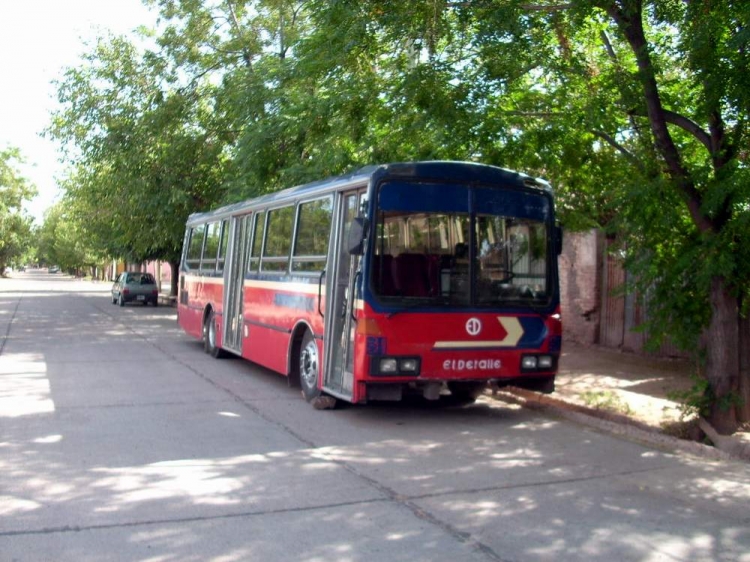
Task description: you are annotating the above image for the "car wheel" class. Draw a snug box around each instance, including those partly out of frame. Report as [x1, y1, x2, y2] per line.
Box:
[204, 310, 226, 358]
[152, 299, 158, 307]
[111, 295, 117, 305]
[299, 330, 322, 402]
[118, 294, 125, 307]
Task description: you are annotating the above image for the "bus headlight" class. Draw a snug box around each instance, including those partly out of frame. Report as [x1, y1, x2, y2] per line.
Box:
[537, 355, 553, 369]
[521, 354, 556, 372]
[379, 358, 398, 373]
[521, 356, 538, 370]
[372, 356, 421, 376]
[399, 358, 419, 373]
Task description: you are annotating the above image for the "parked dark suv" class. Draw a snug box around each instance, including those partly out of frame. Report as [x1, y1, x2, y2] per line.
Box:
[111, 272, 159, 307]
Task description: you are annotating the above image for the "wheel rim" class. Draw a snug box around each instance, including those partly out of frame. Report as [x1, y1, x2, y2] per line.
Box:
[300, 339, 319, 390]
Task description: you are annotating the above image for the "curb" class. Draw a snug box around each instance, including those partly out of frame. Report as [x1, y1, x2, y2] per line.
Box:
[490, 387, 743, 463]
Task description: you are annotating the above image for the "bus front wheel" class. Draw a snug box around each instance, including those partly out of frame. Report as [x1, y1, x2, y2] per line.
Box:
[299, 331, 321, 402]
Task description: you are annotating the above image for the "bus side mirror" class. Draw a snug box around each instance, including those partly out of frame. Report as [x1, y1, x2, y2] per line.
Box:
[348, 217, 368, 255]
[555, 225, 563, 255]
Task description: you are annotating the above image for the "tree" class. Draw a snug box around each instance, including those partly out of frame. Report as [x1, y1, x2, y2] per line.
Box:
[36, 201, 102, 275]
[48, 35, 229, 295]
[0, 147, 36, 274]
[567, 0, 750, 433]
[49, 1, 748, 432]
[291, 0, 750, 433]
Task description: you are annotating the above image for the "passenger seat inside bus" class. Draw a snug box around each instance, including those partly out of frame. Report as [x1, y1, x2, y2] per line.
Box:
[372, 254, 396, 295]
[393, 253, 432, 297]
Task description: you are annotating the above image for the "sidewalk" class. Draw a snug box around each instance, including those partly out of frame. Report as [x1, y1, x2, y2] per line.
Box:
[555, 342, 695, 428]
[495, 342, 750, 461]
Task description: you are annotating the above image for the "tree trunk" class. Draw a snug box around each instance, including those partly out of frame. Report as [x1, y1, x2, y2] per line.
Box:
[705, 277, 739, 434]
[738, 307, 750, 424]
[170, 261, 179, 297]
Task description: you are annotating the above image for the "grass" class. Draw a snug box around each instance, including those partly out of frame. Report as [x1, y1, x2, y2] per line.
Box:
[580, 390, 633, 416]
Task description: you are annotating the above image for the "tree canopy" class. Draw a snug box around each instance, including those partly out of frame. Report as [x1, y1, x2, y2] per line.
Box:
[0, 147, 36, 273]
[48, 0, 749, 432]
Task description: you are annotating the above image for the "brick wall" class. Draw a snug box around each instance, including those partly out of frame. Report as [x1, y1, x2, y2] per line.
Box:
[558, 230, 603, 345]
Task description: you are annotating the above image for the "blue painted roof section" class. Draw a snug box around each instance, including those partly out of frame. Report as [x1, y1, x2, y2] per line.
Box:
[372, 161, 550, 191]
[186, 161, 551, 225]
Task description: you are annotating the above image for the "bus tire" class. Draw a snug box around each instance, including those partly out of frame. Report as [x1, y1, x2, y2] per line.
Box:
[299, 330, 322, 402]
[204, 310, 226, 359]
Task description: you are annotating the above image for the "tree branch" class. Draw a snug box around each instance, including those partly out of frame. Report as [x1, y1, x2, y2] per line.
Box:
[629, 108, 712, 153]
[520, 3, 574, 11]
[606, 0, 715, 234]
[225, 1, 253, 69]
[592, 130, 646, 173]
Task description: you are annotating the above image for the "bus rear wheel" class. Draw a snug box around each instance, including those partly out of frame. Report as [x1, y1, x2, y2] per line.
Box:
[204, 310, 226, 359]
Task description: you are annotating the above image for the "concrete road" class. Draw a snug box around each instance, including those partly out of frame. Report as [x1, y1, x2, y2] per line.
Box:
[1, 271, 748, 562]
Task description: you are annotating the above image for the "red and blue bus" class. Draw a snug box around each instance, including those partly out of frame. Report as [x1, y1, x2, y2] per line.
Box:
[177, 161, 562, 408]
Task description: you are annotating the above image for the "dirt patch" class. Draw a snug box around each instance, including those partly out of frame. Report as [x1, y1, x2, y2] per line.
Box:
[554, 342, 695, 428]
[494, 342, 749, 462]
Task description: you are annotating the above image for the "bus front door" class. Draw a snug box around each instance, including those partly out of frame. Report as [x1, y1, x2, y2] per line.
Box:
[222, 214, 250, 354]
[323, 189, 366, 400]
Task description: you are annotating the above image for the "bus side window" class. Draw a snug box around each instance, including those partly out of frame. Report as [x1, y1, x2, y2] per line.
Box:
[201, 222, 221, 273]
[248, 211, 265, 273]
[261, 206, 294, 273]
[216, 219, 229, 273]
[186, 224, 205, 271]
[292, 197, 332, 273]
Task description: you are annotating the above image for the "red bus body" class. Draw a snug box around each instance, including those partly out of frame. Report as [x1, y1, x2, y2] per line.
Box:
[178, 162, 562, 406]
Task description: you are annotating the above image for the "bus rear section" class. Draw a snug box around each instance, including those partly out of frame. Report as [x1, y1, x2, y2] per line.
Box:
[345, 165, 562, 403]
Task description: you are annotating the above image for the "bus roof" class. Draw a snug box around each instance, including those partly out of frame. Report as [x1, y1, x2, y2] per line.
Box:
[185, 161, 551, 225]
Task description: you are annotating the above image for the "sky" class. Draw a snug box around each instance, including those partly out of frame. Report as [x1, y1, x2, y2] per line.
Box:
[0, 0, 158, 223]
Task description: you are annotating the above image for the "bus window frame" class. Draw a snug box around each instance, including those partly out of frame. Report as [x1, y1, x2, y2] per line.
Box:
[291, 195, 333, 275]
[260, 204, 297, 274]
[247, 210, 266, 274]
[216, 219, 229, 273]
[185, 224, 206, 271]
[200, 221, 222, 273]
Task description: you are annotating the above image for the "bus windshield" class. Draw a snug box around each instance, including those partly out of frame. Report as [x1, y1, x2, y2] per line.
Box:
[371, 182, 552, 308]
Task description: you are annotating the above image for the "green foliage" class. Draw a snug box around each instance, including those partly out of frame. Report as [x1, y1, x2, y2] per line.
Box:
[48, 33, 229, 266]
[668, 373, 713, 421]
[0, 147, 36, 273]
[580, 390, 633, 416]
[37, 203, 88, 271]
[45, 0, 749, 419]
